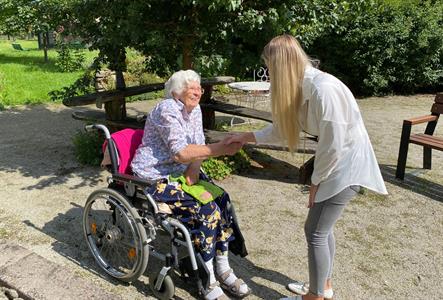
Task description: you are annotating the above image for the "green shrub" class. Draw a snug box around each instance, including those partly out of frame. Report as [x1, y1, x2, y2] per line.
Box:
[110, 49, 166, 101]
[130, 72, 165, 101]
[125, 48, 147, 78]
[49, 57, 101, 102]
[126, 48, 165, 85]
[202, 149, 251, 180]
[139, 72, 164, 85]
[309, 0, 443, 95]
[213, 84, 231, 95]
[55, 42, 86, 72]
[72, 130, 103, 166]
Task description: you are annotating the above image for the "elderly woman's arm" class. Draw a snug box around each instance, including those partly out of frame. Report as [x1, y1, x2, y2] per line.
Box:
[173, 141, 241, 164]
[153, 103, 241, 163]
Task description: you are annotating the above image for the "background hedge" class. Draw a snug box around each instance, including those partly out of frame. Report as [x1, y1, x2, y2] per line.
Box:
[307, 0, 443, 95]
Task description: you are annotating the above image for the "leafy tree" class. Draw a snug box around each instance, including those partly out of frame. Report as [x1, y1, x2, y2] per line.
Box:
[52, 0, 442, 106]
[50, 0, 358, 120]
[0, 0, 36, 37]
[0, 0, 70, 61]
[60, 0, 350, 77]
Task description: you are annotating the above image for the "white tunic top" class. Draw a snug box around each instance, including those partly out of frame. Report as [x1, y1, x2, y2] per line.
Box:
[254, 67, 388, 202]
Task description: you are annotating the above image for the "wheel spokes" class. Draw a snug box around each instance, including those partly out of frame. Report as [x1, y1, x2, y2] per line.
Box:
[86, 195, 142, 275]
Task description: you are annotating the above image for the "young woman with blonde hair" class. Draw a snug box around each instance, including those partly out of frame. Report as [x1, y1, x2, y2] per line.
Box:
[225, 34, 387, 300]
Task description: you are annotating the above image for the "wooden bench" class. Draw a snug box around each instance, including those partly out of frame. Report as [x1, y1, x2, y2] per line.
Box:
[67, 77, 317, 184]
[72, 110, 317, 154]
[396, 93, 443, 179]
[200, 99, 272, 123]
[72, 110, 143, 129]
[12, 43, 27, 51]
[73, 108, 317, 183]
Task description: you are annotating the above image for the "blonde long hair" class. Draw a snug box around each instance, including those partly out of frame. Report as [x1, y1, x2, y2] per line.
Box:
[262, 35, 311, 152]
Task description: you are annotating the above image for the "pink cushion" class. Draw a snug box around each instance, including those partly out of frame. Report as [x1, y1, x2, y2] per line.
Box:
[102, 129, 144, 174]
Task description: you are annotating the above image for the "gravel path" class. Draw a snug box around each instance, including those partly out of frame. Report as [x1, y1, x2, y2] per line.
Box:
[0, 95, 442, 299]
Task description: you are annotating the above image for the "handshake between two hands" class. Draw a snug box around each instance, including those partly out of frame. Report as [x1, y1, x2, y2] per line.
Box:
[218, 133, 247, 156]
[184, 133, 250, 186]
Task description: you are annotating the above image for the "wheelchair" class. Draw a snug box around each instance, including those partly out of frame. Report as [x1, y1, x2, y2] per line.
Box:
[82, 124, 246, 300]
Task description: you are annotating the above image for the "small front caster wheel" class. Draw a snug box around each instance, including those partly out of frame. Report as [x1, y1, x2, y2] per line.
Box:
[149, 273, 175, 300]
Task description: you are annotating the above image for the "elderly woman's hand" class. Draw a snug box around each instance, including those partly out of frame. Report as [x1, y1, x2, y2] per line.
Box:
[219, 141, 243, 156]
[184, 160, 202, 185]
[224, 142, 243, 155]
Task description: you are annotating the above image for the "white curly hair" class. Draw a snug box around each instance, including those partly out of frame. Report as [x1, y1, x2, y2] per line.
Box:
[164, 69, 201, 99]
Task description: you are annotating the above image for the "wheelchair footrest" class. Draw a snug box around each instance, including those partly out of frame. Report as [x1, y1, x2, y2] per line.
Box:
[179, 254, 210, 292]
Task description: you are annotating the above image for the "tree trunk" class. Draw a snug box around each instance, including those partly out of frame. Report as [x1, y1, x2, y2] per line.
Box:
[200, 85, 215, 129]
[105, 48, 127, 122]
[182, 36, 193, 69]
[43, 32, 48, 63]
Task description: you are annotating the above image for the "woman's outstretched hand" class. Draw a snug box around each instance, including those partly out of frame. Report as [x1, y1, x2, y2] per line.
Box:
[216, 132, 257, 156]
[223, 133, 245, 146]
[222, 132, 256, 147]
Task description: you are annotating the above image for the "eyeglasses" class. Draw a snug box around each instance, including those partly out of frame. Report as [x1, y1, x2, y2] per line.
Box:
[188, 86, 205, 94]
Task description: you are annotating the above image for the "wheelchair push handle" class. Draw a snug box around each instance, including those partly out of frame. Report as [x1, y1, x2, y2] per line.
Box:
[85, 124, 111, 139]
[84, 124, 118, 174]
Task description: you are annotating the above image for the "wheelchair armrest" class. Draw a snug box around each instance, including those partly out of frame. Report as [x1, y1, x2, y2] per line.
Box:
[112, 173, 154, 188]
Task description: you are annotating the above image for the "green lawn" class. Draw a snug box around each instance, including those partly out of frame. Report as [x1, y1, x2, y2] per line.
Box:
[0, 39, 97, 107]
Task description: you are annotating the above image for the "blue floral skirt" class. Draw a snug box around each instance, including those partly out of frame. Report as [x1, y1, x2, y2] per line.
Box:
[147, 179, 235, 261]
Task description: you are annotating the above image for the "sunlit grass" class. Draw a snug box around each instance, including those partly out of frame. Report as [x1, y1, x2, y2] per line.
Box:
[0, 39, 97, 106]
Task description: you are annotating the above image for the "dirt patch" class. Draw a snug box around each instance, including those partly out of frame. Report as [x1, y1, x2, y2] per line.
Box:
[0, 95, 442, 299]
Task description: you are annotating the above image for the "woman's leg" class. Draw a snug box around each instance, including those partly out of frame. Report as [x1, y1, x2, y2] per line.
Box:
[148, 181, 228, 299]
[195, 201, 223, 261]
[326, 231, 335, 279]
[148, 180, 222, 261]
[304, 186, 359, 297]
[168, 200, 228, 299]
[213, 192, 236, 265]
[212, 193, 251, 297]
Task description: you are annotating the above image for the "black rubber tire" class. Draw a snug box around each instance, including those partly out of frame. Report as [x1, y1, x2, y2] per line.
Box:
[83, 188, 149, 282]
[149, 274, 175, 300]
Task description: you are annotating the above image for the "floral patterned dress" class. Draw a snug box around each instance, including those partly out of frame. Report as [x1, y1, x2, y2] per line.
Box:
[131, 98, 235, 261]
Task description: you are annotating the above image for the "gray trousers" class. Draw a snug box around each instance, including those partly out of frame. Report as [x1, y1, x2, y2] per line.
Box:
[304, 185, 360, 296]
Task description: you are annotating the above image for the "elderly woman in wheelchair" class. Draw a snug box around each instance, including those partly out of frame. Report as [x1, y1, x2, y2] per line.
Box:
[83, 70, 250, 300]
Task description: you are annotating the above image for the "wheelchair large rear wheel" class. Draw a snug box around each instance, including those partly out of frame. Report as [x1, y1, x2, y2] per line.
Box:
[83, 188, 149, 282]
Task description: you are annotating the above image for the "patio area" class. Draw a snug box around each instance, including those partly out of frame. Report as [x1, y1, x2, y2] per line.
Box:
[0, 94, 441, 299]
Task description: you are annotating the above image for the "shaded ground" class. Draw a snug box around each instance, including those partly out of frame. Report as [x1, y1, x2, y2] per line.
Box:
[0, 94, 442, 299]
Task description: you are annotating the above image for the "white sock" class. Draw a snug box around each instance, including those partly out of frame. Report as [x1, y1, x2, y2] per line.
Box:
[204, 258, 216, 285]
[215, 254, 231, 275]
[216, 255, 249, 294]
